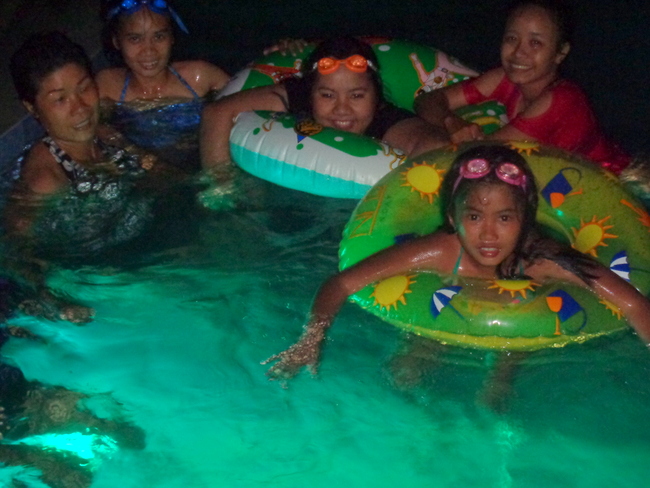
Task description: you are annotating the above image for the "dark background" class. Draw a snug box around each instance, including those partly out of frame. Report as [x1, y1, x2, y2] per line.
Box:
[1, 0, 648, 157]
[170, 0, 650, 156]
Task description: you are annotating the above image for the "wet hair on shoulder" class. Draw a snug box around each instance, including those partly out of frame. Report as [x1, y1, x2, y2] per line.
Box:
[524, 235, 599, 284]
[10, 31, 92, 104]
[505, 0, 576, 46]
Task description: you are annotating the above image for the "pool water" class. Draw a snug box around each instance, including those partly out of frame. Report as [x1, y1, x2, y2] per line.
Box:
[1, 176, 650, 487]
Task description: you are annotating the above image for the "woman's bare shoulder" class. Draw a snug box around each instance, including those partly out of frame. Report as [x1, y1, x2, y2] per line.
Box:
[21, 145, 67, 194]
[95, 67, 128, 100]
[172, 60, 230, 94]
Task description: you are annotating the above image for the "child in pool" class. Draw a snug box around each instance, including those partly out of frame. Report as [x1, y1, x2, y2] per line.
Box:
[200, 36, 449, 169]
[263, 145, 650, 403]
[414, 0, 630, 175]
[97, 0, 230, 171]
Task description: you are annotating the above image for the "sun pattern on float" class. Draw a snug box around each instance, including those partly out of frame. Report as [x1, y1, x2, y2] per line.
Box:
[370, 275, 417, 311]
[506, 141, 540, 156]
[572, 216, 617, 257]
[488, 279, 539, 298]
[400, 162, 445, 204]
[599, 299, 623, 319]
[621, 199, 650, 230]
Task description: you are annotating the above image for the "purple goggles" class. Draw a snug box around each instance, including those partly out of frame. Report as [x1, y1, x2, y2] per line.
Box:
[452, 158, 527, 194]
[107, 0, 189, 34]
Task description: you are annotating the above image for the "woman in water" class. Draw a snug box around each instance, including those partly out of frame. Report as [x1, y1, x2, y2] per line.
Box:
[97, 0, 230, 171]
[200, 36, 449, 169]
[414, 0, 630, 175]
[6, 31, 166, 321]
[263, 144, 650, 406]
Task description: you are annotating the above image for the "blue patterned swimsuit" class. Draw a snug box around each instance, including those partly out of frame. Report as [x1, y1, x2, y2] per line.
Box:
[103, 65, 204, 172]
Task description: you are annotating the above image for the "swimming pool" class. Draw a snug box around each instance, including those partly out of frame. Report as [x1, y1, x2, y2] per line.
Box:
[1, 174, 649, 487]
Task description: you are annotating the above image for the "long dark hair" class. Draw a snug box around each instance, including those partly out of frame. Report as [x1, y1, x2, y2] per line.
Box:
[441, 144, 597, 281]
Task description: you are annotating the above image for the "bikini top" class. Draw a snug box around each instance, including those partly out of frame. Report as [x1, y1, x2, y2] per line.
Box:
[119, 65, 201, 101]
[108, 65, 204, 171]
[42, 136, 144, 195]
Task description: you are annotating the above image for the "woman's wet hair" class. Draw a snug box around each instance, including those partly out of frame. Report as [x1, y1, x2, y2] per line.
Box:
[10, 31, 92, 104]
[441, 144, 597, 281]
[286, 36, 384, 118]
[505, 0, 576, 47]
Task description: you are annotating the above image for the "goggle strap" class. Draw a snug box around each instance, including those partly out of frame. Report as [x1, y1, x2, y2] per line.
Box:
[106, 0, 189, 34]
[167, 5, 189, 34]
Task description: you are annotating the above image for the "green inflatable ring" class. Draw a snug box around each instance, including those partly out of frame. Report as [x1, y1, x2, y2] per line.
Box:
[339, 141, 650, 351]
[215, 39, 510, 199]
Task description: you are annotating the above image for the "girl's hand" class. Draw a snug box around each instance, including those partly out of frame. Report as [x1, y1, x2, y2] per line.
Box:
[140, 154, 156, 171]
[263, 38, 308, 56]
[444, 115, 484, 143]
[262, 326, 324, 380]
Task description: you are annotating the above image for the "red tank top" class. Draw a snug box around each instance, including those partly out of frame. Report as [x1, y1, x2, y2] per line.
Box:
[462, 75, 630, 174]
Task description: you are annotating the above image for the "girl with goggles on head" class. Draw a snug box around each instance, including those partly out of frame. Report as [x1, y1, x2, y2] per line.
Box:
[263, 144, 650, 410]
[97, 0, 230, 171]
[98, 0, 229, 101]
[200, 36, 449, 169]
[414, 0, 630, 175]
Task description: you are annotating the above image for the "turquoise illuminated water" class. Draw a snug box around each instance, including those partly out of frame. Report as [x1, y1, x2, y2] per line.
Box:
[1, 177, 650, 487]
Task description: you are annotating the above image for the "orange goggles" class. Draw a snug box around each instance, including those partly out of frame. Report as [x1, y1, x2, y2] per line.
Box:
[314, 55, 376, 75]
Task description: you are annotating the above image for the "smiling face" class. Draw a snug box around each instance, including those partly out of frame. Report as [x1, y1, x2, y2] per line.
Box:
[310, 66, 378, 134]
[113, 7, 173, 79]
[500, 4, 569, 92]
[26, 63, 99, 148]
[452, 183, 523, 276]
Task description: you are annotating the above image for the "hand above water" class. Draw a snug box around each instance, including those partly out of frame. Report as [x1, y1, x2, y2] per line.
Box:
[263, 38, 309, 57]
[262, 326, 325, 381]
[444, 115, 484, 144]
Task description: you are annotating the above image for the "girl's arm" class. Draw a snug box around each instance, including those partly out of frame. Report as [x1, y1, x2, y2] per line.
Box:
[414, 68, 503, 144]
[200, 85, 288, 169]
[588, 267, 650, 344]
[263, 233, 452, 379]
[382, 117, 452, 158]
[532, 259, 650, 344]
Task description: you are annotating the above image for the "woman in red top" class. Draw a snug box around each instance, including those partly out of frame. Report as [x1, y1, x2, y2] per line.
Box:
[415, 0, 630, 174]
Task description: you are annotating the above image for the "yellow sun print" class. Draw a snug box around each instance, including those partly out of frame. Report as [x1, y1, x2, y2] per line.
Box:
[488, 279, 539, 298]
[506, 141, 540, 156]
[600, 299, 623, 319]
[370, 275, 417, 311]
[572, 216, 617, 257]
[621, 199, 650, 230]
[401, 163, 445, 204]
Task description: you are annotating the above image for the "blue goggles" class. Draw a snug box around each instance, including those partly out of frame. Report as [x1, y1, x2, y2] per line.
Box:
[107, 0, 189, 34]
